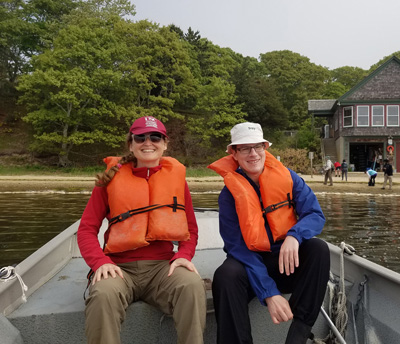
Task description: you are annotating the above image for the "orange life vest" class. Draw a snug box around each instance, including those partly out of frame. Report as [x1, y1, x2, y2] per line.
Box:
[103, 156, 189, 254]
[208, 150, 297, 251]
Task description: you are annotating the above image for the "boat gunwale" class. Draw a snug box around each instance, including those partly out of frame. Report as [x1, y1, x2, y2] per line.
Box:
[0, 221, 80, 316]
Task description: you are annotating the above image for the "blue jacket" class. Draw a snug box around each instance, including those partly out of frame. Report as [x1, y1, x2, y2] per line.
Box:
[218, 168, 325, 305]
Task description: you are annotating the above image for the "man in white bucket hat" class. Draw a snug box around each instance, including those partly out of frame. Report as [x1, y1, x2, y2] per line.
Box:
[209, 122, 329, 344]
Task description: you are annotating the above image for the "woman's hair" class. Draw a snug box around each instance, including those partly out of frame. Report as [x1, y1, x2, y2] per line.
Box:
[95, 133, 136, 187]
[95, 132, 167, 187]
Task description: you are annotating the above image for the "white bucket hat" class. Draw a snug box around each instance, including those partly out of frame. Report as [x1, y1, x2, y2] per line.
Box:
[226, 122, 272, 154]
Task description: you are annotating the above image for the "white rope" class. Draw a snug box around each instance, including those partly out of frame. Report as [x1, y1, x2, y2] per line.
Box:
[334, 243, 350, 333]
[0, 266, 28, 302]
[313, 242, 354, 343]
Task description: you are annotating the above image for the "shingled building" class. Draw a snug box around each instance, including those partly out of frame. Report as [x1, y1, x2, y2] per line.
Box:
[309, 56, 400, 172]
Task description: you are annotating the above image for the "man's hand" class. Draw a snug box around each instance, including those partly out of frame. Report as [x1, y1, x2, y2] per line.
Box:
[168, 257, 200, 276]
[279, 236, 299, 275]
[265, 295, 293, 324]
[92, 263, 124, 285]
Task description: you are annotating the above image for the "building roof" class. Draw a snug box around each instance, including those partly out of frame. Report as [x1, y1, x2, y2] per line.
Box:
[308, 56, 400, 117]
[338, 56, 400, 105]
[308, 99, 337, 116]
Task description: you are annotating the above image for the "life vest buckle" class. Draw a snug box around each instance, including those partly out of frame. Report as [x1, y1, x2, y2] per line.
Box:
[118, 211, 131, 221]
[263, 204, 276, 214]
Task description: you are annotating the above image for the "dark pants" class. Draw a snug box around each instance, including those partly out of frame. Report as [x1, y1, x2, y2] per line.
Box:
[212, 238, 330, 344]
[368, 175, 376, 186]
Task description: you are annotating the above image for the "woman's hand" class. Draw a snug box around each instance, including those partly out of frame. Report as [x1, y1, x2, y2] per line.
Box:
[168, 258, 200, 277]
[92, 263, 124, 285]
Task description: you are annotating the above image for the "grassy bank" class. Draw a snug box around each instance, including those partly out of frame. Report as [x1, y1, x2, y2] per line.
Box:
[0, 165, 217, 178]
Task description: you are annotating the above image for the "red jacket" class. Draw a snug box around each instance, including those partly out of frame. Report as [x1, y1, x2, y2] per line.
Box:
[77, 164, 199, 273]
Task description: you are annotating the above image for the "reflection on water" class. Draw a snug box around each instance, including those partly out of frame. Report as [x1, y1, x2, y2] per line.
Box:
[0, 192, 91, 267]
[1, 191, 400, 273]
[318, 193, 400, 272]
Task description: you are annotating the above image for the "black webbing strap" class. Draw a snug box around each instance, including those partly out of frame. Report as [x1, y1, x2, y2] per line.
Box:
[108, 202, 185, 226]
[84, 269, 94, 300]
[263, 193, 294, 214]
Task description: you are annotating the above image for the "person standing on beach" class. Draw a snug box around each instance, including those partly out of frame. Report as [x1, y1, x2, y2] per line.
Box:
[77, 116, 206, 344]
[208, 122, 330, 344]
[324, 157, 333, 186]
[382, 159, 393, 190]
[341, 159, 348, 181]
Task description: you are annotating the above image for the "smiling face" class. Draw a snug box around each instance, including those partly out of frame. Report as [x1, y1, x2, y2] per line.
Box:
[129, 132, 168, 168]
[232, 143, 266, 184]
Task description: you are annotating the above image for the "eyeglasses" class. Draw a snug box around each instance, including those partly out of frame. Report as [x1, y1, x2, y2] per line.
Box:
[236, 143, 265, 155]
[133, 133, 163, 144]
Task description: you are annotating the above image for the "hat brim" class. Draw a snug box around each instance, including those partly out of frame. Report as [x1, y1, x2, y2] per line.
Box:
[226, 139, 271, 154]
[130, 127, 168, 138]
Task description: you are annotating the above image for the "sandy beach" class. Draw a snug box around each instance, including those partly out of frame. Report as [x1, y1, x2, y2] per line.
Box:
[0, 172, 398, 195]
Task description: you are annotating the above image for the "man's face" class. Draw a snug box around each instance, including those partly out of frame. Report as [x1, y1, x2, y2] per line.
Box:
[232, 143, 266, 180]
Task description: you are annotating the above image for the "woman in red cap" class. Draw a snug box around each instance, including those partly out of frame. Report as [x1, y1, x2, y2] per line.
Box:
[78, 116, 206, 344]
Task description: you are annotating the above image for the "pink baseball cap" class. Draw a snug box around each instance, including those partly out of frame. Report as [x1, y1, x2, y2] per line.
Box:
[129, 116, 168, 138]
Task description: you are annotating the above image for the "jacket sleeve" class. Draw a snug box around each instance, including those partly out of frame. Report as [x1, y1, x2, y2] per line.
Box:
[286, 169, 326, 244]
[77, 186, 115, 272]
[171, 182, 199, 262]
[219, 187, 281, 305]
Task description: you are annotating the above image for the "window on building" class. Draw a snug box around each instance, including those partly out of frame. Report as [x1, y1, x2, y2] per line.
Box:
[357, 106, 369, 126]
[343, 107, 353, 127]
[387, 105, 399, 126]
[372, 105, 384, 126]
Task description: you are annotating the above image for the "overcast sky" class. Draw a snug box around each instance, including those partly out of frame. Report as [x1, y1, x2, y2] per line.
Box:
[131, 0, 400, 70]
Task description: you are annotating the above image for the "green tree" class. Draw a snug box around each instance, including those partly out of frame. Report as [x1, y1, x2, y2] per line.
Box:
[330, 66, 367, 90]
[231, 56, 289, 133]
[191, 75, 245, 141]
[369, 51, 400, 72]
[322, 65, 367, 98]
[121, 21, 197, 120]
[259, 50, 330, 129]
[18, 0, 196, 166]
[322, 81, 347, 99]
[184, 27, 201, 45]
[296, 117, 320, 151]
[0, 0, 33, 101]
[0, 0, 79, 110]
[167, 28, 246, 155]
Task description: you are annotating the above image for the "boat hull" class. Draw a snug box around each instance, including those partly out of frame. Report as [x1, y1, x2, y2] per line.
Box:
[1, 212, 400, 343]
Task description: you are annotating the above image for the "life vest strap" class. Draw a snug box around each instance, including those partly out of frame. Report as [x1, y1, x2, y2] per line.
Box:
[263, 193, 294, 214]
[109, 202, 185, 226]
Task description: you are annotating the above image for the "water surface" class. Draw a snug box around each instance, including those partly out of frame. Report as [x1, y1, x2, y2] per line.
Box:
[1, 191, 400, 273]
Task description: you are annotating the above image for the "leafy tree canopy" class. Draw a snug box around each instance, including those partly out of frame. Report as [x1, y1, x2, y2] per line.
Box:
[369, 51, 400, 72]
[259, 50, 330, 129]
[18, 0, 196, 166]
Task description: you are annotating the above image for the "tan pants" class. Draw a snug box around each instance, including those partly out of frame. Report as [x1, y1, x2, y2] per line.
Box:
[85, 260, 206, 344]
[324, 169, 333, 185]
[383, 174, 393, 189]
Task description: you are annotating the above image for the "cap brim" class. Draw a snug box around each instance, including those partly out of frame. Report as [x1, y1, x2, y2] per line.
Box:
[130, 128, 168, 138]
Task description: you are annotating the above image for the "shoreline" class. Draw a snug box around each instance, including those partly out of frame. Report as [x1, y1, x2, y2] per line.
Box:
[0, 173, 399, 195]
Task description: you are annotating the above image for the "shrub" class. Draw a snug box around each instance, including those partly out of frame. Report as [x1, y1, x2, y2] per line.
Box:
[268, 148, 311, 173]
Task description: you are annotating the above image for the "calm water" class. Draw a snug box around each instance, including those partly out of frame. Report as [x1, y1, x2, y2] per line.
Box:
[1, 191, 400, 273]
